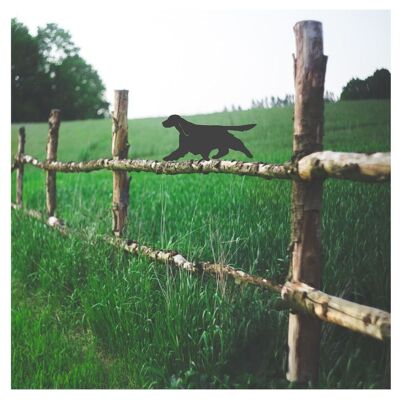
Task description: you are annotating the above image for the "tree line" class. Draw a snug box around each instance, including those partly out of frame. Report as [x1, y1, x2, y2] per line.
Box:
[11, 19, 109, 122]
[226, 91, 336, 112]
[233, 69, 390, 112]
[340, 68, 390, 100]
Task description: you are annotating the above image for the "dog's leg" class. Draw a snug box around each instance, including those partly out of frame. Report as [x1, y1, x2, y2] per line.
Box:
[212, 147, 229, 159]
[229, 137, 253, 158]
[163, 147, 188, 161]
[200, 151, 211, 161]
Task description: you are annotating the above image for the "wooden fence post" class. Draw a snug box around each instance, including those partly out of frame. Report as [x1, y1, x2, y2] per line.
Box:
[46, 109, 60, 217]
[286, 21, 327, 384]
[16, 127, 26, 207]
[112, 90, 130, 237]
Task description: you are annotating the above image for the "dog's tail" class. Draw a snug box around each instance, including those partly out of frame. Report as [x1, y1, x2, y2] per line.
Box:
[226, 123, 256, 132]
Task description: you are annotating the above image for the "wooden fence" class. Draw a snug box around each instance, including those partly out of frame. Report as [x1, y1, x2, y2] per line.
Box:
[11, 21, 390, 384]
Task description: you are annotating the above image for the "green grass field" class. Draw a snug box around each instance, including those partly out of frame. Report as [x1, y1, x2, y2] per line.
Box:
[11, 100, 390, 388]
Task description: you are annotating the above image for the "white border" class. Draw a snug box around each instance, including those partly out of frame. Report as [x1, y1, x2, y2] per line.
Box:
[1, 1, 397, 399]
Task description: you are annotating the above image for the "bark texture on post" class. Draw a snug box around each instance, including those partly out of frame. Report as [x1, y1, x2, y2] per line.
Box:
[16, 127, 26, 207]
[112, 90, 130, 237]
[287, 21, 327, 384]
[46, 110, 60, 217]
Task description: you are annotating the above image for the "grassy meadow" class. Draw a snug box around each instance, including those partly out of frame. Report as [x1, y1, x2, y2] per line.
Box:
[11, 100, 390, 388]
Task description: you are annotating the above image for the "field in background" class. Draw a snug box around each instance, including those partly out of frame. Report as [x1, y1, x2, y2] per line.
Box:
[11, 100, 390, 388]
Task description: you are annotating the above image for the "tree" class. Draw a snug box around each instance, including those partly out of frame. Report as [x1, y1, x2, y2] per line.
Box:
[324, 91, 336, 103]
[366, 69, 391, 99]
[37, 23, 79, 67]
[340, 69, 390, 101]
[11, 18, 41, 121]
[49, 55, 109, 120]
[11, 19, 109, 122]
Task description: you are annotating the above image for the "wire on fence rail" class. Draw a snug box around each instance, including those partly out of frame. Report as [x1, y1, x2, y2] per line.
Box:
[11, 203, 391, 342]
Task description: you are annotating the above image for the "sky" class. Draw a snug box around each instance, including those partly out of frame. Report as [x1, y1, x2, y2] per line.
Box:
[9, 6, 390, 118]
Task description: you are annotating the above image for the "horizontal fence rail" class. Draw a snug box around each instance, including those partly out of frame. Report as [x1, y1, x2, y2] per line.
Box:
[11, 203, 391, 342]
[282, 282, 390, 341]
[14, 151, 390, 182]
[17, 155, 294, 179]
[298, 151, 390, 182]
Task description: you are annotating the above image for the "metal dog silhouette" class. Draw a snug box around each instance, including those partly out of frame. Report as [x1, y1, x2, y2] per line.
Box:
[162, 115, 255, 161]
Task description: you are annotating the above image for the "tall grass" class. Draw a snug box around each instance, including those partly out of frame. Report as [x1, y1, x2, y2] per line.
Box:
[11, 100, 390, 388]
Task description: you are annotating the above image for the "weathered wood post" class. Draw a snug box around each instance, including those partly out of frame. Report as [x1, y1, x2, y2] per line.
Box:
[111, 90, 130, 237]
[46, 109, 60, 217]
[287, 21, 327, 384]
[16, 127, 26, 207]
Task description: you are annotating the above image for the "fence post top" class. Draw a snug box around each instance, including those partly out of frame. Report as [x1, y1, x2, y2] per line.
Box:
[48, 109, 61, 127]
[294, 20, 322, 29]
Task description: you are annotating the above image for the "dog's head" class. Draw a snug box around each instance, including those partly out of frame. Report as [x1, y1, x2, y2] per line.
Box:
[162, 114, 182, 128]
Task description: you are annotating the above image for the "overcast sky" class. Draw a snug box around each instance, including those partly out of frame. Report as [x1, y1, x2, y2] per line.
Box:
[11, 6, 390, 118]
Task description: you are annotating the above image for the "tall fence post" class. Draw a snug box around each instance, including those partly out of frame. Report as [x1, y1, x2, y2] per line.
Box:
[46, 109, 60, 217]
[112, 90, 130, 237]
[16, 126, 26, 207]
[287, 21, 327, 384]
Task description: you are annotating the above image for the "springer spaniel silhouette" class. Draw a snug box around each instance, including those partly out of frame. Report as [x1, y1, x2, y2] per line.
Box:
[162, 115, 255, 161]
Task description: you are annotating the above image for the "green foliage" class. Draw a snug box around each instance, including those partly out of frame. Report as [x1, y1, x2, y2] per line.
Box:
[340, 69, 390, 101]
[11, 19, 109, 122]
[37, 23, 79, 65]
[11, 19, 42, 121]
[47, 55, 109, 120]
[11, 100, 390, 388]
